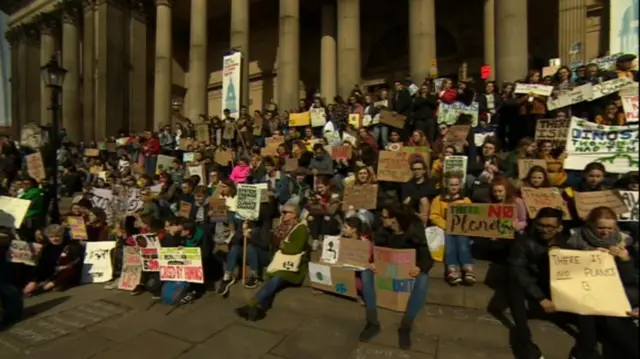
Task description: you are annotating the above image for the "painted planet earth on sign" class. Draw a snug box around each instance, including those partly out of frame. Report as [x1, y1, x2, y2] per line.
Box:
[335, 283, 347, 294]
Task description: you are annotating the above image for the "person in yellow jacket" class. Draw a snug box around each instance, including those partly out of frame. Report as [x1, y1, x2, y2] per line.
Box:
[429, 174, 474, 286]
[431, 145, 456, 189]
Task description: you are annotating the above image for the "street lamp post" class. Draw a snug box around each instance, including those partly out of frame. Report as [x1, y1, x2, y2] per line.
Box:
[40, 53, 67, 224]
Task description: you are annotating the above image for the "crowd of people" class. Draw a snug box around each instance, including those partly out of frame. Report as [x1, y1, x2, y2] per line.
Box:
[0, 52, 639, 359]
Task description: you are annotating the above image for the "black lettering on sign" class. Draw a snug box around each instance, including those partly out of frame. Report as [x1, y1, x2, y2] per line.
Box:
[583, 267, 617, 277]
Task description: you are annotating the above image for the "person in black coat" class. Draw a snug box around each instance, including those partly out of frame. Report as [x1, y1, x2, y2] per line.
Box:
[357, 201, 433, 350]
[412, 84, 438, 142]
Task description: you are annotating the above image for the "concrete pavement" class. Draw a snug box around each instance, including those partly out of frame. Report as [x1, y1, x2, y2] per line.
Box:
[0, 280, 575, 359]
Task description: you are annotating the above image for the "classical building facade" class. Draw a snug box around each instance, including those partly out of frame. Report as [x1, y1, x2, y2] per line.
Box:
[2, 0, 609, 142]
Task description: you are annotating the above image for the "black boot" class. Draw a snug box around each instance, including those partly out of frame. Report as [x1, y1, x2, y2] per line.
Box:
[398, 316, 413, 350]
[247, 305, 267, 322]
[234, 305, 251, 320]
[359, 309, 381, 342]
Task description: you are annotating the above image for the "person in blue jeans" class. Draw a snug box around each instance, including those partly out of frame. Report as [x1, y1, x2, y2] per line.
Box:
[358, 202, 433, 350]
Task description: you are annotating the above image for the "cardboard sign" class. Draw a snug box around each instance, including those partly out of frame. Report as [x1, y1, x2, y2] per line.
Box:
[253, 115, 264, 136]
[446, 203, 516, 239]
[25, 152, 46, 181]
[67, 216, 88, 240]
[574, 190, 628, 220]
[342, 184, 378, 210]
[81, 241, 116, 284]
[118, 247, 143, 291]
[187, 164, 205, 185]
[374, 247, 416, 312]
[403, 146, 431, 166]
[195, 123, 210, 144]
[178, 201, 192, 218]
[236, 184, 261, 220]
[308, 262, 358, 298]
[84, 148, 100, 157]
[444, 125, 470, 147]
[549, 248, 631, 317]
[520, 187, 571, 220]
[535, 118, 570, 148]
[6, 239, 42, 266]
[158, 247, 204, 284]
[208, 198, 228, 222]
[379, 109, 406, 129]
[618, 190, 639, 222]
[338, 239, 371, 269]
[214, 150, 233, 166]
[517, 159, 548, 179]
[331, 144, 353, 160]
[621, 95, 638, 123]
[310, 108, 327, 127]
[284, 158, 299, 172]
[265, 135, 285, 147]
[289, 112, 311, 127]
[564, 117, 639, 174]
[377, 151, 411, 182]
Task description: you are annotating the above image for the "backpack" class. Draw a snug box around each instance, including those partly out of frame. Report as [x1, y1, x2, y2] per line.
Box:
[160, 281, 190, 305]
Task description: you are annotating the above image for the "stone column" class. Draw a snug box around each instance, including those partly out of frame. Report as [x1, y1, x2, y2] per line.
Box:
[320, 1, 337, 103]
[22, 25, 42, 126]
[96, 0, 127, 140]
[337, 0, 360, 98]
[153, 0, 173, 130]
[82, 0, 95, 141]
[6, 29, 21, 138]
[409, 0, 436, 84]
[277, 0, 299, 112]
[38, 14, 58, 127]
[187, 0, 208, 122]
[230, 0, 249, 108]
[483, 0, 495, 80]
[495, 0, 528, 84]
[558, 0, 587, 64]
[130, 1, 150, 132]
[61, 5, 82, 143]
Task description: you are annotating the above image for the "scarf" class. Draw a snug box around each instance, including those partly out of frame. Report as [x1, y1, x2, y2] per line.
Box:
[273, 218, 299, 244]
[570, 224, 622, 250]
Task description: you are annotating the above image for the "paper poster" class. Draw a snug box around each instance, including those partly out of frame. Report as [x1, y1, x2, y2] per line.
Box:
[67, 216, 88, 240]
[155, 154, 175, 174]
[546, 84, 594, 111]
[320, 235, 341, 264]
[81, 241, 116, 284]
[549, 248, 631, 317]
[446, 203, 516, 239]
[158, 247, 204, 284]
[437, 101, 479, 126]
[6, 239, 42, 266]
[342, 184, 378, 211]
[564, 117, 639, 174]
[514, 83, 554, 97]
[618, 190, 639, 222]
[374, 247, 416, 311]
[590, 77, 633, 100]
[517, 159, 548, 179]
[0, 196, 31, 229]
[118, 247, 143, 291]
[621, 95, 638, 123]
[442, 155, 468, 184]
[520, 187, 571, 220]
[289, 112, 311, 127]
[574, 190, 629, 220]
[308, 262, 332, 286]
[183, 152, 195, 163]
[25, 152, 46, 181]
[222, 52, 242, 118]
[236, 184, 261, 220]
[187, 165, 205, 186]
[310, 108, 327, 127]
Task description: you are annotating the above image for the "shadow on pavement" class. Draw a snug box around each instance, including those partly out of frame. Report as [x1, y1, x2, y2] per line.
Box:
[0, 295, 70, 332]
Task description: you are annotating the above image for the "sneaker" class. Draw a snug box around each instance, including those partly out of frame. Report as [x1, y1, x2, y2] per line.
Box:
[358, 323, 381, 342]
[463, 271, 476, 285]
[104, 280, 118, 290]
[244, 276, 259, 289]
[398, 327, 411, 350]
[130, 286, 145, 296]
[217, 277, 236, 296]
[446, 270, 462, 285]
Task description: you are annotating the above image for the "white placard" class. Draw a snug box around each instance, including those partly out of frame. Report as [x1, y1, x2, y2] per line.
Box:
[618, 190, 639, 222]
[590, 77, 634, 101]
[308, 262, 333, 286]
[81, 241, 116, 284]
[236, 184, 261, 220]
[622, 95, 638, 123]
[0, 196, 31, 229]
[442, 155, 468, 185]
[6, 239, 42, 266]
[320, 235, 341, 264]
[547, 84, 594, 111]
[514, 83, 554, 97]
[310, 108, 327, 127]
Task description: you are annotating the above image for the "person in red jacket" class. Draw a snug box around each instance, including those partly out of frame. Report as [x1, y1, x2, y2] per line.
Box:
[143, 131, 161, 176]
[438, 78, 458, 104]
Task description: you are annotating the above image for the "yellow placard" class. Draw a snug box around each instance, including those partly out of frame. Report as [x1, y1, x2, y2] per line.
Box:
[289, 112, 311, 127]
[348, 114, 361, 129]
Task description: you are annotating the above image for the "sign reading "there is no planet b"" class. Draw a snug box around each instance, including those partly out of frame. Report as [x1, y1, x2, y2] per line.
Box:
[446, 203, 516, 239]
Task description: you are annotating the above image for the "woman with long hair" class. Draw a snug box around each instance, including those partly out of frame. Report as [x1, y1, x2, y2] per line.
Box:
[490, 176, 528, 234]
[538, 140, 567, 187]
[358, 201, 432, 349]
[504, 137, 538, 179]
[521, 165, 551, 189]
[563, 206, 638, 359]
